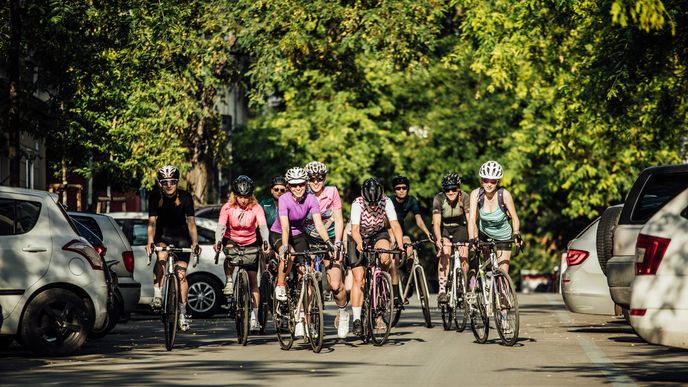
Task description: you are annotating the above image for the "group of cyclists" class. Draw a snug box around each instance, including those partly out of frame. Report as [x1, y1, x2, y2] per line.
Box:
[145, 160, 522, 341]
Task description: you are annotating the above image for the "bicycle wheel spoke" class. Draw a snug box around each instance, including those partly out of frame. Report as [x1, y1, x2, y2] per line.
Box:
[369, 272, 393, 346]
[494, 273, 519, 346]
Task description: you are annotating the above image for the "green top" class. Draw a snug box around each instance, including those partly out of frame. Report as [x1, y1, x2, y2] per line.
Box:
[479, 206, 512, 241]
[260, 198, 279, 228]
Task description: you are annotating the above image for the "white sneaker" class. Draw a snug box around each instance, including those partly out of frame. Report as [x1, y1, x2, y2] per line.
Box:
[275, 285, 287, 301]
[295, 322, 304, 338]
[337, 311, 350, 339]
[178, 314, 190, 332]
[250, 317, 261, 331]
[223, 281, 234, 296]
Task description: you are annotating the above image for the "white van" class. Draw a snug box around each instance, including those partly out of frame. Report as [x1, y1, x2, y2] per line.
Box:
[0, 187, 108, 355]
[629, 187, 688, 349]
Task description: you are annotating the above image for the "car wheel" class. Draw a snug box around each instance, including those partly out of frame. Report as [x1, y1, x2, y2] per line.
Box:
[596, 206, 622, 275]
[187, 273, 223, 318]
[20, 289, 90, 356]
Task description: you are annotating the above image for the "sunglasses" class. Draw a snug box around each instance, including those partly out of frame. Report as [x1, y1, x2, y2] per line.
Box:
[443, 187, 458, 193]
[272, 187, 287, 193]
[308, 177, 325, 183]
[482, 178, 499, 184]
[290, 183, 306, 188]
[160, 179, 178, 186]
[394, 186, 408, 191]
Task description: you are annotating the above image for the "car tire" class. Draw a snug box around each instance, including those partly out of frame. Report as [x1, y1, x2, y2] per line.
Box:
[187, 273, 223, 318]
[20, 289, 90, 356]
[596, 206, 622, 275]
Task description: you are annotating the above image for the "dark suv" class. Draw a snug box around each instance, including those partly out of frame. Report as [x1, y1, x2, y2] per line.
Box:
[597, 163, 688, 311]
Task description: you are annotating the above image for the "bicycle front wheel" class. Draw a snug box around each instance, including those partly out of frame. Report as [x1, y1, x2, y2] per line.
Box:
[453, 268, 468, 332]
[441, 270, 453, 330]
[493, 272, 519, 346]
[369, 271, 394, 346]
[468, 271, 489, 344]
[162, 274, 179, 351]
[235, 270, 250, 346]
[305, 276, 324, 353]
[258, 274, 272, 335]
[414, 265, 432, 328]
[273, 287, 294, 350]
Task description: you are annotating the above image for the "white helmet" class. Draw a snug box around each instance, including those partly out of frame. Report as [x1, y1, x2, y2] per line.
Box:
[479, 161, 503, 179]
[304, 161, 328, 178]
[157, 165, 180, 180]
[285, 167, 307, 184]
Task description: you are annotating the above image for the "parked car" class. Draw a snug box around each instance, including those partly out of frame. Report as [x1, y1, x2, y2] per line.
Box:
[561, 216, 616, 315]
[597, 163, 688, 312]
[629, 187, 688, 349]
[0, 187, 108, 355]
[108, 212, 226, 317]
[195, 204, 222, 220]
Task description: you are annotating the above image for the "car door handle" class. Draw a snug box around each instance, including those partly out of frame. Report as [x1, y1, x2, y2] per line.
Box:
[22, 246, 47, 252]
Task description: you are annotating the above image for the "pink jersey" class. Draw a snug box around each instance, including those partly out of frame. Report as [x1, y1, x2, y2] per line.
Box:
[217, 202, 267, 246]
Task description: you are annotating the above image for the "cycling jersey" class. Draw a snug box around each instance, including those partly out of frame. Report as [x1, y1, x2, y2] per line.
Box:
[148, 189, 195, 241]
[392, 195, 421, 235]
[216, 202, 268, 246]
[270, 192, 320, 236]
[304, 186, 341, 240]
[260, 198, 278, 228]
[432, 191, 469, 227]
[350, 196, 397, 238]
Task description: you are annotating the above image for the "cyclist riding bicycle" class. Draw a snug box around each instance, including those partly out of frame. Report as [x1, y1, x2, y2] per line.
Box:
[260, 176, 288, 229]
[146, 165, 201, 332]
[390, 175, 434, 269]
[348, 178, 404, 336]
[432, 173, 470, 304]
[467, 161, 522, 275]
[271, 167, 334, 336]
[302, 161, 349, 339]
[213, 175, 271, 331]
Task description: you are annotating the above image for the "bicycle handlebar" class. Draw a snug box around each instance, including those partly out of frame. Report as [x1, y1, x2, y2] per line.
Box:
[147, 244, 200, 267]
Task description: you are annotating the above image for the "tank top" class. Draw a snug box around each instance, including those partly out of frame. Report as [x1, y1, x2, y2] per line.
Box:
[479, 206, 512, 241]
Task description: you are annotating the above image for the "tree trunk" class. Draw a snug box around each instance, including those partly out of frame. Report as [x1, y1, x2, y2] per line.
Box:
[7, 0, 22, 187]
[186, 88, 218, 206]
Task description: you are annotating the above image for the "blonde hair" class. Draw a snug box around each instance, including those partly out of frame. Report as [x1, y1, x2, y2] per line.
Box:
[228, 192, 258, 207]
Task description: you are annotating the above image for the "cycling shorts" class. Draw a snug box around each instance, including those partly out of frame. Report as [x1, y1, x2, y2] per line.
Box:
[441, 225, 468, 243]
[346, 229, 390, 268]
[270, 231, 309, 265]
[154, 233, 191, 263]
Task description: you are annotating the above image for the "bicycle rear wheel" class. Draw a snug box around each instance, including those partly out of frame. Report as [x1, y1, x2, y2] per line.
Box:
[453, 268, 468, 332]
[162, 274, 179, 351]
[415, 266, 432, 328]
[493, 272, 519, 346]
[468, 271, 489, 344]
[306, 276, 324, 353]
[369, 271, 394, 346]
[235, 270, 250, 346]
[273, 287, 294, 350]
[258, 274, 272, 335]
[441, 270, 453, 330]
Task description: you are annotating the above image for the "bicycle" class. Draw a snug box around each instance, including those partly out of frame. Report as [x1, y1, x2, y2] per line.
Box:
[258, 251, 277, 335]
[147, 245, 199, 351]
[441, 238, 469, 332]
[466, 239, 520, 346]
[359, 246, 400, 346]
[215, 245, 259, 346]
[392, 238, 433, 328]
[273, 246, 330, 353]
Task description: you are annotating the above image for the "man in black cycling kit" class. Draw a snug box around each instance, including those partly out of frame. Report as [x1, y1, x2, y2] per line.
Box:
[146, 165, 201, 332]
[390, 175, 434, 264]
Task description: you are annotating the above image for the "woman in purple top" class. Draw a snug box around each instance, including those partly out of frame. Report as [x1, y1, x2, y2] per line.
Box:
[271, 167, 333, 302]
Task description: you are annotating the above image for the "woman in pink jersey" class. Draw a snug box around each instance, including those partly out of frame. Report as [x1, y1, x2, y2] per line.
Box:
[214, 175, 270, 331]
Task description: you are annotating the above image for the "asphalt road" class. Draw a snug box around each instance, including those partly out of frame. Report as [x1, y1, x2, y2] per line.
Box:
[1, 293, 687, 386]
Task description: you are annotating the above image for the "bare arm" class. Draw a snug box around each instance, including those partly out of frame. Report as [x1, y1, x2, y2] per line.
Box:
[467, 189, 479, 240]
[389, 220, 405, 249]
[147, 216, 157, 255]
[334, 208, 344, 243]
[415, 213, 432, 239]
[503, 190, 520, 237]
[280, 215, 290, 249]
[186, 216, 199, 246]
[432, 213, 442, 242]
[351, 224, 364, 252]
[312, 213, 331, 244]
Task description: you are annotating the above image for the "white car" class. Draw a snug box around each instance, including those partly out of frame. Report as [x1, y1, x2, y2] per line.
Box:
[561, 217, 616, 315]
[0, 187, 108, 355]
[108, 212, 227, 317]
[629, 186, 688, 349]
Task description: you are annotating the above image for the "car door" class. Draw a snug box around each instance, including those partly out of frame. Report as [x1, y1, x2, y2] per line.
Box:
[0, 193, 52, 320]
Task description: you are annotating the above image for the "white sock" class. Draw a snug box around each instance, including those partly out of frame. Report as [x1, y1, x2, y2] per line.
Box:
[153, 287, 162, 299]
[339, 306, 348, 318]
[226, 276, 233, 285]
[352, 307, 362, 320]
[179, 302, 187, 315]
[251, 308, 258, 321]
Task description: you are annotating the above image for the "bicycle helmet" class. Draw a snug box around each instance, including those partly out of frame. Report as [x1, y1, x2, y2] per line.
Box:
[231, 175, 254, 196]
[441, 173, 461, 189]
[479, 161, 503, 179]
[270, 175, 287, 188]
[304, 161, 328, 178]
[157, 165, 180, 180]
[361, 178, 384, 204]
[391, 175, 410, 188]
[285, 167, 307, 184]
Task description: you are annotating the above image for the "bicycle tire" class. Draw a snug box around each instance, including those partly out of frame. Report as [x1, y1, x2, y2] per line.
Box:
[454, 268, 468, 332]
[369, 271, 394, 346]
[493, 272, 519, 346]
[274, 286, 294, 350]
[306, 276, 324, 353]
[442, 270, 453, 330]
[415, 265, 432, 328]
[469, 271, 489, 344]
[163, 274, 179, 351]
[258, 274, 272, 335]
[236, 270, 250, 346]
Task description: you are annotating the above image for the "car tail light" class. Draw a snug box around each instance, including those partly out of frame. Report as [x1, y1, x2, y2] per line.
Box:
[94, 245, 107, 258]
[630, 309, 647, 316]
[635, 234, 671, 275]
[565, 249, 589, 266]
[63, 240, 103, 270]
[122, 251, 135, 273]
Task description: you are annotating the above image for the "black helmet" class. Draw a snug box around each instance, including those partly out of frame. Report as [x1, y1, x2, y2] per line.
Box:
[157, 165, 180, 181]
[441, 173, 461, 189]
[232, 175, 255, 196]
[391, 175, 410, 188]
[361, 178, 383, 204]
[270, 175, 287, 188]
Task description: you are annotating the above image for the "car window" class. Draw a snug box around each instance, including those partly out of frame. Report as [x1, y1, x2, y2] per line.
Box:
[0, 198, 42, 236]
[72, 215, 104, 240]
[132, 221, 149, 246]
[632, 173, 688, 223]
[55, 200, 79, 235]
[72, 218, 103, 246]
[198, 227, 215, 244]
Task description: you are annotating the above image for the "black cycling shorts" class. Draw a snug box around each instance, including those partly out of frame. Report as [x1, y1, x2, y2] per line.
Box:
[270, 231, 309, 265]
[479, 231, 512, 250]
[441, 225, 468, 243]
[221, 237, 259, 272]
[346, 229, 391, 268]
[154, 233, 191, 263]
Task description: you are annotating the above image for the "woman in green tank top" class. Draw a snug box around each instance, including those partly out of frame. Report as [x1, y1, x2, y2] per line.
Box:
[467, 161, 522, 274]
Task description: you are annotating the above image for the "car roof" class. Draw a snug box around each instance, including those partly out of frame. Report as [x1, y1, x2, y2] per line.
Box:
[108, 211, 218, 227]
